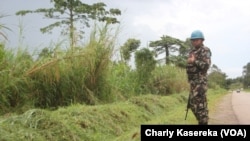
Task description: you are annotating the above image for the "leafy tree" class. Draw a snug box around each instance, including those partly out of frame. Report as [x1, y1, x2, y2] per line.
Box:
[227, 77, 243, 90]
[120, 38, 140, 63]
[149, 35, 186, 65]
[172, 38, 191, 68]
[243, 62, 250, 88]
[16, 0, 121, 48]
[38, 47, 54, 59]
[179, 38, 191, 57]
[208, 64, 227, 88]
[135, 48, 156, 92]
[209, 64, 221, 73]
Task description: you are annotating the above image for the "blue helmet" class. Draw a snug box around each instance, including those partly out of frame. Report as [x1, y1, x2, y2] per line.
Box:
[190, 30, 204, 40]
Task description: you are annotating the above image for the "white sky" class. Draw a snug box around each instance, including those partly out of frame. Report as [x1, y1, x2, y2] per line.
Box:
[1, 0, 250, 79]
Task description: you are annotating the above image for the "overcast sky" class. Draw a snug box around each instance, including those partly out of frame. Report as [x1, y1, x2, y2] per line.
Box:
[1, 0, 250, 79]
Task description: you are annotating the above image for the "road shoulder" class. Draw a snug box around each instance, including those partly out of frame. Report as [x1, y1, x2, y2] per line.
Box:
[209, 92, 239, 124]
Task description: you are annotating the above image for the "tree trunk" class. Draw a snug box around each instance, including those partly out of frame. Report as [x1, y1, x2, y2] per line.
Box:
[165, 46, 169, 64]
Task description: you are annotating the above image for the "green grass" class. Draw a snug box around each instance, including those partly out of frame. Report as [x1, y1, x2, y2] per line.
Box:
[207, 88, 228, 114]
[0, 88, 227, 141]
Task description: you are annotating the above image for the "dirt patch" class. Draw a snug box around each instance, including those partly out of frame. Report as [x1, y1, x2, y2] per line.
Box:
[209, 92, 239, 124]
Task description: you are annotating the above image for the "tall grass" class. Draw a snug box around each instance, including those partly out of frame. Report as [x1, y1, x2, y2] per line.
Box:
[108, 62, 140, 98]
[0, 43, 191, 115]
[26, 25, 117, 108]
[0, 24, 119, 113]
[0, 45, 33, 114]
[148, 65, 189, 95]
[1, 23, 191, 115]
[0, 14, 11, 41]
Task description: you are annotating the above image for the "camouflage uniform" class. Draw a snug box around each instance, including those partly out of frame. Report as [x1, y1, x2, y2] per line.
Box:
[186, 45, 212, 124]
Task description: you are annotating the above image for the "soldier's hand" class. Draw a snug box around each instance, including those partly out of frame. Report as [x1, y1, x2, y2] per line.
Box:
[187, 54, 195, 63]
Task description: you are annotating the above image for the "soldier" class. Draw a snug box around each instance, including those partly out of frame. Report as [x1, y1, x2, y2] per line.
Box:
[186, 30, 212, 125]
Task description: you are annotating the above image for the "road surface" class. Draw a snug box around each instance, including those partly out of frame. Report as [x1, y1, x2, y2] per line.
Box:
[209, 91, 250, 124]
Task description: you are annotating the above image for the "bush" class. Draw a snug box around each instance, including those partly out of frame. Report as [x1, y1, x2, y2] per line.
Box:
[148, 65, 189, 95]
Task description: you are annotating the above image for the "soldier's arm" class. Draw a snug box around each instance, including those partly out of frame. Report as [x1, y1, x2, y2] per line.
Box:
[194, 49, 211, 71]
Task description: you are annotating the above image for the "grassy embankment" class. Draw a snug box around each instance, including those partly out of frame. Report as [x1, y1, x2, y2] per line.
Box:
[0, 88, 227, 141]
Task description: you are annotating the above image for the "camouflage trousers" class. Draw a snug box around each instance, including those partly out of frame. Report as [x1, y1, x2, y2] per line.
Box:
[189, 82, 209, 124]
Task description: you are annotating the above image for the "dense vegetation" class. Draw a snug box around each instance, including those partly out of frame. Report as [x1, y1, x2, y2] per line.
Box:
[0, 0, 247, 140]
[0, 24, 236, 140]
[0, 23, 241, 115]
[0, 26, 190, 114]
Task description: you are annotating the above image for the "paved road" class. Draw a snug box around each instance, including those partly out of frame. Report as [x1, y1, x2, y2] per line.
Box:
[232, 91, 250, 124]
[209, 91, 250, 124]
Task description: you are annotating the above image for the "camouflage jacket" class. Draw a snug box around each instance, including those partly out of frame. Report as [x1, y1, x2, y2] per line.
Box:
[186, 45, 212, 83]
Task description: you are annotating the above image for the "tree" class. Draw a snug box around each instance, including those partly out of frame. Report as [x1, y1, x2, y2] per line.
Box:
[172, 38, 191, 68]
[38, 47, 54, 59]
[208, 64, 227, 89]
[135, 48, 156, 74]
[135, 48, 156, 92]
[243, 62, 250, 88]
[16, 0, 121, 48]
[120, 38, 140, 63]
[149, 35, 187, 65]
[227, 77, 243, 90]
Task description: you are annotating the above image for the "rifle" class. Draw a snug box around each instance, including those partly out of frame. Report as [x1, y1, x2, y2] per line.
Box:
[185, 94, 191, 120]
